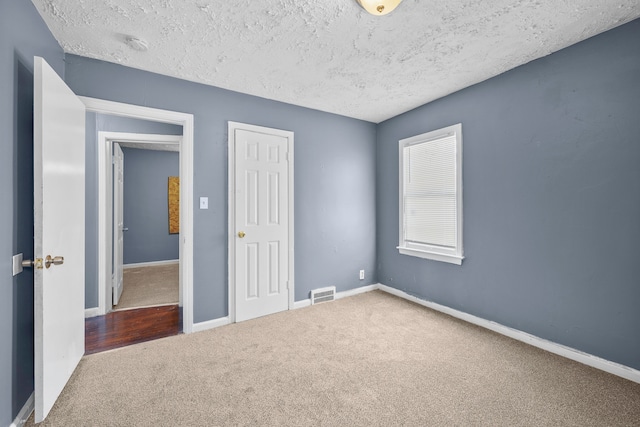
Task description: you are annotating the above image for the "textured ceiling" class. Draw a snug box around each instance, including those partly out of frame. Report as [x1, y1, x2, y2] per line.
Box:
[31, 0, 640, 123]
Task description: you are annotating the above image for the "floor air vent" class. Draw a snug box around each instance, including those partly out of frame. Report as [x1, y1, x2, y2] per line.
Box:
[311, 286, 336, 305]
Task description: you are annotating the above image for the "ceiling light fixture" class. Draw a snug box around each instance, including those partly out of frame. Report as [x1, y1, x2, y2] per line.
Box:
[356, 0, 403, 16]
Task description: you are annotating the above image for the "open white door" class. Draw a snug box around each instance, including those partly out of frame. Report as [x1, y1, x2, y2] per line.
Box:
[232, 125, 292, 322]
[34, 56, 85, 423]
[112, 143, 124, 306]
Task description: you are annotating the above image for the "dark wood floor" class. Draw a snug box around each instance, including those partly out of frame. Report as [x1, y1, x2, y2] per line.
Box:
[85, 305, 182, 355]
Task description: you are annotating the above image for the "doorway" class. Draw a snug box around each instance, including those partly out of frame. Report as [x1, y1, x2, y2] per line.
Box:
[82, 97, 195, 334]
[109, 136, 181, 312]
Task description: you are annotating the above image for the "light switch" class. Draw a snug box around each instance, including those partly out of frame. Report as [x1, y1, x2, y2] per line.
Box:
[13, 253, 23, 276]
[199, 197, 209, 209]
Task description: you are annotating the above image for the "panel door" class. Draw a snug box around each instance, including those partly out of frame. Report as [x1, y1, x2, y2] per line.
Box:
[112, 143, 124, 305]
[234, 129, 289, 322]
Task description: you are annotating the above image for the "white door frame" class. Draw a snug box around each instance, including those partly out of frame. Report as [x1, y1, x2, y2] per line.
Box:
[98, 133, 182, 314]
[227, 121, 295, 323]
[81, 96, 195, 334]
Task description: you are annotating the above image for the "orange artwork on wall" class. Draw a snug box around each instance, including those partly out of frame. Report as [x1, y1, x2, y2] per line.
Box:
[168, 176, 179, 234]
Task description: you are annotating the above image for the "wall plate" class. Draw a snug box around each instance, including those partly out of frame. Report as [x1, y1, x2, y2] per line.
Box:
[199, 197, 208, 209]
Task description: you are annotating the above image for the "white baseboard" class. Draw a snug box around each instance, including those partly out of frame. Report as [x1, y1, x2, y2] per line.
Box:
[10, 391, 34, 427]
[123, 259, 179, 269]
[335, 284, 378, 300]
[192, 316, 230, 333]
[377, 284, 640, 384]
[293, 299, 311, 309]
[294, 283, 379, 309]
[84, 307, 101, 318]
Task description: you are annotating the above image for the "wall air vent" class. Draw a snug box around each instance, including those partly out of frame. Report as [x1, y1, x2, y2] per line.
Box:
[311, 286, 336, 305]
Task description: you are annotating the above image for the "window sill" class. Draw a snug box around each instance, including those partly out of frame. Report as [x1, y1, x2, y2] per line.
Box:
[397, 246, 464, 265]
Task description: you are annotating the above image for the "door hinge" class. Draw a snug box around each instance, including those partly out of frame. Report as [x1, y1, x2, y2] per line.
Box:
[286, 152, 290, 162]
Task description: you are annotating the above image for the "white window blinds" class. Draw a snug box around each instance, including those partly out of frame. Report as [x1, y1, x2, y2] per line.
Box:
[403, 134, 457, 248]
[398, 123, 463, 265]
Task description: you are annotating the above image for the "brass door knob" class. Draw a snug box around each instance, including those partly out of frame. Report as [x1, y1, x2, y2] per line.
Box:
[45, 255, 64, 269]
[237, 231, 246, 238]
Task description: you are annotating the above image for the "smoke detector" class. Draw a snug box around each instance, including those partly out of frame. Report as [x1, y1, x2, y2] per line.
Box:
[125, 36, 149, 52]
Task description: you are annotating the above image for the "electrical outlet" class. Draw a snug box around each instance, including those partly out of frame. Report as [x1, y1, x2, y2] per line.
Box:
[359, 269, 365, 280]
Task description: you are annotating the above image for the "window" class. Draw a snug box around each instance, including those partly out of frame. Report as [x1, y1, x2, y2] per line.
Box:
[398, 123, 463, 265]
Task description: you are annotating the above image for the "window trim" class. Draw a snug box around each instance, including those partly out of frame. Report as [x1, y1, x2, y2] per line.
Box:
[397, 123, 464, 265]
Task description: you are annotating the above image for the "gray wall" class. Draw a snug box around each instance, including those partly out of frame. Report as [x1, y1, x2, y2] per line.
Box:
[66, 55, 378, 322]
[4, 2, 636, 423]
[376, 20, 640, 370]
[0, 0, 65, 424]
[121, 147, 180, 265]
[85, 113, 182, 307]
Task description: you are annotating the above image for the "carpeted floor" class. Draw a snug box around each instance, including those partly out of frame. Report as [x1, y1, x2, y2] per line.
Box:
[28, 291, 640, 426]
[114, 263, 179, 310]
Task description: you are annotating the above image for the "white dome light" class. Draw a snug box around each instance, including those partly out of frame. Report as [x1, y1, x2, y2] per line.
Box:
[356, 0, 403, 16]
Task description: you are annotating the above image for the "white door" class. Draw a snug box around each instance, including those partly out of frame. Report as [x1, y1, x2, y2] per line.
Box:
[33, 56, 86, 423]
[112, 143, 124, 305]
[233, 126, 291, 322]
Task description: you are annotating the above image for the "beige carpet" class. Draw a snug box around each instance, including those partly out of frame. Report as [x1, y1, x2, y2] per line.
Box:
[28, 291, 640, 426]
[114, 263, 179, 310]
